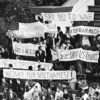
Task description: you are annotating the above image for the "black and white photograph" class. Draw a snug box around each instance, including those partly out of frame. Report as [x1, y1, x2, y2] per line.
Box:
[0, 0, 100, 100]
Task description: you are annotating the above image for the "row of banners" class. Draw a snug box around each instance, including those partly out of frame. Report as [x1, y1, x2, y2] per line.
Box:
[7, 24, 100, 38]
[12, 42, 99, 63]
[0, 59, 53, 70]
[51, 48, 99, 63]
[3, 69, 71, 80]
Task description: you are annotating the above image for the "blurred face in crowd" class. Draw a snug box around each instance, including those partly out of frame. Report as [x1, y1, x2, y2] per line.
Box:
[17, 79, 20, 84]
[97, 36, 100, 41]
[2, 78, 6, 83]
[57, 87, 60, 92]
[64, 89, 68, 94]
[48, 88, 51, 93]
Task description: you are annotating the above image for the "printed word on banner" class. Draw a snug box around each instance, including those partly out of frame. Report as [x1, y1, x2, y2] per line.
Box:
[13, 42, 46, 57]
[3, 69, 71, 80]
[7, 22, 57, 38]
[59, 48, 99, 63]
[70, 26, 100, 36]
[42, 12, 94, 21]
[19, 22, 45, 38]
[0, 59, 52, 70]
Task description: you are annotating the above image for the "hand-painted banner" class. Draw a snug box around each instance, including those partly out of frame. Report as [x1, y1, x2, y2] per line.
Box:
[13, 42, 46, 57]
[42, 12, 94, 21]
[3, 69, 71, 80]
[0, 59, 52, 70]
[7, 22, 57, 38]
[59, 48, 99, 63]
[70, 26, 100, 36]
[51, 48, 99, 63]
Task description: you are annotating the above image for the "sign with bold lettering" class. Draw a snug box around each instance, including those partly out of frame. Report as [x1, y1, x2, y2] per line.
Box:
[0, 59, 52, 70]
[51, 48, 99, 63]
[59, 48, 99, 63]
[70, 26, 100, 36]
[3, 69, 71, 80]
[13, 42, 46, 57]
[42, 12, 94, 21]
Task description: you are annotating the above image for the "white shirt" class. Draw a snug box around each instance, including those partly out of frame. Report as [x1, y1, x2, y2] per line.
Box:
[70, 70, 77, 83]
[81, 93, 89, 100]
[55, 90, 63, 100]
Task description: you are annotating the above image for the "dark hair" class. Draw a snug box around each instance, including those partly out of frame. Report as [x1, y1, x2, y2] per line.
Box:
[9, 64, 13, 68]
[28, 66, 33, 70]
[57, 26, 61, 30]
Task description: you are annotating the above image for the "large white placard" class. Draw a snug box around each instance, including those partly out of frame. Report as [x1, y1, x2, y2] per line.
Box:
[52, 48, 99, 63]
[0, 59, 52, 70]
[42, 12, 94, 21]
[13, 42, 46, 57]
[3, 69, 71, 80]
[70, 26, 100, 36]
[7, 22, 57, 38]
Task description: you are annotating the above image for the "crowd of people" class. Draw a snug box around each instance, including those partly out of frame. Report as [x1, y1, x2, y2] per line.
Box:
[0, 24, 99, 100]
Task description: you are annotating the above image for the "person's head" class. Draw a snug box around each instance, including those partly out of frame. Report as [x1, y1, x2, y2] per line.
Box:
[17, 79, 20, 84]
[65, 39, 71, 45]
[38, 65, 41, 70]
[64, 88, 68, 94]
[96, 35, 100, 42]
[95, 91, 100, 97]
[9, 88, 13, 93]
[9, 64, 13, 69]
[2, 78, 6, 83]
[57, 26, 61, 32]
[70, 65, 75, 71]
[9, 79, 13, 84]
[28, 66, 33, 70]
[57, 87, 60, 92]
[38, 46, 42, 50]
[48, 87, 51, 93]
[66, 27, 70, 33]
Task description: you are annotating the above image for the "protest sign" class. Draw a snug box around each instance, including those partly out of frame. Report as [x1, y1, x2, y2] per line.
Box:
[13, 42, 46, 57]
[70, 26, 100, 36]
[51, 48, 99, 63]
[3, 69, 71, 80]
[7, 22, 57, 38]
[42, 12, 94, 21]
[59, 48, 99, 63]
[0, 59, 52, 70]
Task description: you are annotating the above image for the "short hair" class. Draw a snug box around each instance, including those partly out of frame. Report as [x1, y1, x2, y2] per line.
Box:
[9, 64, 13, 68]
[28, 66, 33, 70]
[57, 26, 61, 30]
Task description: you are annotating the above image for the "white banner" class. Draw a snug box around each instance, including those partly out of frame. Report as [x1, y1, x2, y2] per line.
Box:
[51, 48, 99, 63]
[13, 42, 46, 57]
[7, 22, 57, 38]
[3, 69, 71, 80]
[70, 26, 100, 36]
[59, 48, 99, 63]
[42, 12, 94, 21]
[0, 59, 52, 70]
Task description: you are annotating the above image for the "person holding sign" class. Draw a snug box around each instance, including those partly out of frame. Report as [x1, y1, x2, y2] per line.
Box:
[35, 46, 46, 62]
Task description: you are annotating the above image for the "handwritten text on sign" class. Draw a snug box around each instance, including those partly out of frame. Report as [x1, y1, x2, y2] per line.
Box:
[42, 12, 94, 21]
[0, 59, 53, 70]
[51, 48, 99, 63]
[70, 26, 100, 36]
[3, 69, 71, 80]
[13, 42, 46, 57]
